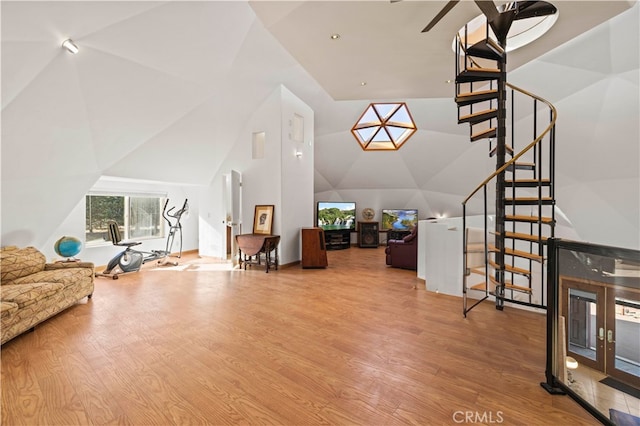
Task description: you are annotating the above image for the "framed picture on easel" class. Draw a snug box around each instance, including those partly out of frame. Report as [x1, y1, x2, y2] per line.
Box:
[253, 205, 274, 235]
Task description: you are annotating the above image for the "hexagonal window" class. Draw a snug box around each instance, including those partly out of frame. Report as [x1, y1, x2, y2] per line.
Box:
[351, 102, 417, 151]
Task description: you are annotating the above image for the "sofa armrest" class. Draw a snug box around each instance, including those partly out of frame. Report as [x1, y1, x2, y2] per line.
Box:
[45, 261, 95, 271]
[386, 239, 418, 270]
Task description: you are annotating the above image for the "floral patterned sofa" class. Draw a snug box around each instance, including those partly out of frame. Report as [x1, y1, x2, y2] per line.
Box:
[1, 246, 94, 345]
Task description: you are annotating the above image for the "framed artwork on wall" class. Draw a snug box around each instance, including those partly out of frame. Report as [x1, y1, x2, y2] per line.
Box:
[253, 205, 274, 235]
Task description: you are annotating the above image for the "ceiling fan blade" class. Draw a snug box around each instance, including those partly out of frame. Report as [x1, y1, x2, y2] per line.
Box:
[514, 1, 558, 20]
[422, 0, 459, 33]
[474, 0, 499, 22]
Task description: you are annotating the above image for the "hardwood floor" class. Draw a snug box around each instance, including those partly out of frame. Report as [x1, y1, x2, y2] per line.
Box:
[1, 247, 598, 425]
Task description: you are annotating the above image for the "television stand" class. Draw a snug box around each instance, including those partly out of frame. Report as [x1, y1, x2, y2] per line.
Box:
[324, 229, 350, 250]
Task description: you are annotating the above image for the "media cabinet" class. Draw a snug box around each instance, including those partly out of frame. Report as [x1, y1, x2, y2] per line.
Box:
[324, 229, 351, 250]
[320, 228, 413, 250]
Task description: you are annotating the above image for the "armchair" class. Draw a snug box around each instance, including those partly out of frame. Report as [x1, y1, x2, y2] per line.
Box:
[385, 225, 418, 270]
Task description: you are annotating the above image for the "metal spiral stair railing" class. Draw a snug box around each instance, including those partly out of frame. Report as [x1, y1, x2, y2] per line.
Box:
[455, 24, 557, 317]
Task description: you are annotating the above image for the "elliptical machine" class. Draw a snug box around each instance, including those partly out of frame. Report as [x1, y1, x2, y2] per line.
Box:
[161, 198, 188, 262]
[97, 199, 189, 279]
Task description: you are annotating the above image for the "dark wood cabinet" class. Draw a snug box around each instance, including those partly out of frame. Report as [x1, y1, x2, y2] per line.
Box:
[301, 228, 328, 268]
[358, 222, 379, 248]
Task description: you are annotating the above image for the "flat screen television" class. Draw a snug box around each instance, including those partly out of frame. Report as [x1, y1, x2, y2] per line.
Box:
[317, 201, 356, 231]
[381, 209, 418, 231]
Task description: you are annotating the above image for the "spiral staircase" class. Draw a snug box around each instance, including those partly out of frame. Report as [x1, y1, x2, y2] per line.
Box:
[456, 19, 557, 316]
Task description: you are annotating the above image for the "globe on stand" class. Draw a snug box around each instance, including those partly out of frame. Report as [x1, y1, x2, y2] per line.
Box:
[54, 236, 82, 261]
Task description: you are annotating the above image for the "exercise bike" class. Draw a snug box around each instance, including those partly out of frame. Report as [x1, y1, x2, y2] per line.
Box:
[96, 199, 189, 279]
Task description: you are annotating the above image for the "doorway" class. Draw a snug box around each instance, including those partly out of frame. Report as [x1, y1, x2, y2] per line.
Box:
[223, 170, 241, 265]
[562, 276, 640, 388]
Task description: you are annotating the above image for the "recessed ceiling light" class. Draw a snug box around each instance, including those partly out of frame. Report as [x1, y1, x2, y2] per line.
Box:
[360, 82, 367, 86]
[330, 33, 340, 40]
[445, 79, 453, 83]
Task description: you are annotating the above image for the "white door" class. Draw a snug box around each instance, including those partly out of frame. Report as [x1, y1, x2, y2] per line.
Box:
[224, 170, 242, 265]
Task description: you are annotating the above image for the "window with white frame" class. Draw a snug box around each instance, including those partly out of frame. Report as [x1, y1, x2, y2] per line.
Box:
[85, 194, 166, 245]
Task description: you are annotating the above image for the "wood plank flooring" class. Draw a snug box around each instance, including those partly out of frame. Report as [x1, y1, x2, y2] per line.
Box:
[1, 247, 598, 425]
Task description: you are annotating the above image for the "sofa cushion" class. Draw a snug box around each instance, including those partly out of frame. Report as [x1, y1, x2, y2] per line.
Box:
[1, 247, 46, 285]
[12, 267, 93, 287]
[1, 282, 64, 309]
[1, 301, 18, 319]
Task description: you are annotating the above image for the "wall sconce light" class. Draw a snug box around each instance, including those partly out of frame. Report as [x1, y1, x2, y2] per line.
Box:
[295, 151, 303, 158]
[62, 39, 79, 54]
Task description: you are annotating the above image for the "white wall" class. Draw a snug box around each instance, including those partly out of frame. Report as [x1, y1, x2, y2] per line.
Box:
[43, 176, 201, 266]
[197, 180, 228, 260]
[199, 85, 314, 265]
[198, 94, 280, 259]
[280, 87, 315, 263]
[509, 5, 639, 250]
[239, 88, 283, 239]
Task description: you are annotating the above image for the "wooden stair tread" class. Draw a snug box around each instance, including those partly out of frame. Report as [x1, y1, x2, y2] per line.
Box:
[505, 178, 551, 185]
[456, 89, 499, 106]
[459, 109, 498, 124]
[471, 279, 532, 294]
[469, 266, 486, 275]
[505, 284, 533, 294]
[505, 215, 554, 224]
[488, 259, 530, 276]
[466, 39, 505, 61]
[506, 197, 552, 201]
[456, 68, 501, 83]
[489, 276, 532, 293]
[466, 67, 500, 73]
[490, 144, 513, 157]
[460, 108, 497, 119]
[457, 89, 497, 97]
[505, 197, 554, 206]
[484, 38, 505, 55]
[488, 244, 544, 262]
[470, 282, 488, 291]
[496, 231, 548, 243]
[471, 127, 496, 141]
[506, 162, 535, 171]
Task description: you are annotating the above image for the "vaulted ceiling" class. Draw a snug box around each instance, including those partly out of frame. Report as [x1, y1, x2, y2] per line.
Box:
[251, 1, 633, 99]
[2, 1, 638, 242]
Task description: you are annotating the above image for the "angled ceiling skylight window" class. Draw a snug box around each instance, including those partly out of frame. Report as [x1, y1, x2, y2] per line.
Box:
[351, 102, 417, 151]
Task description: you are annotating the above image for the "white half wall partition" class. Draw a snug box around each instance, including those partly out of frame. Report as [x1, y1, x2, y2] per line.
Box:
[418, 216, 491, 297]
